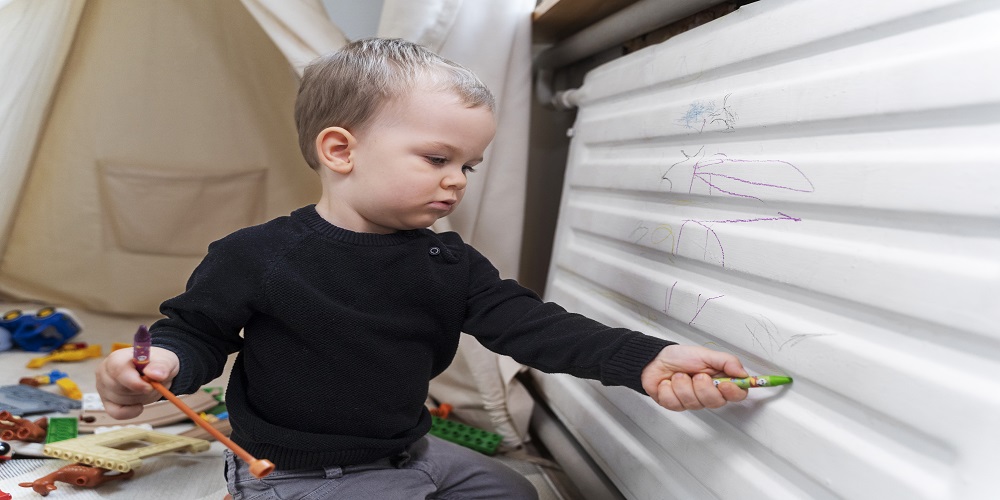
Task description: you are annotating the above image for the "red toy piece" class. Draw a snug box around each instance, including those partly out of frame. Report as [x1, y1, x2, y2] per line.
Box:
[429, 403, 453, 419]
[19, 463, 135, 496]
[0, 489, 12, 500]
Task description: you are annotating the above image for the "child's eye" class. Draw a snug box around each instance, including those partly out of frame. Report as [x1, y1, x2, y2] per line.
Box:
[462, 165, 477, 174]
[426, 156, 448, 166]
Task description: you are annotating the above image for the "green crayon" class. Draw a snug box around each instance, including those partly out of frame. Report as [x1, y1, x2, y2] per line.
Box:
[713, 375, 792, 389]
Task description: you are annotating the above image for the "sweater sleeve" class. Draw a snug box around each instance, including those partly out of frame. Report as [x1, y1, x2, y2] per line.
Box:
[150, 232, 263, 395]
[461, 244, 675, 394]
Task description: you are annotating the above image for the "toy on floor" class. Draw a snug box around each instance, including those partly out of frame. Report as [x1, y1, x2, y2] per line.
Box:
[0, 490, 11, 500]
[1, 440, 12, 460]
[44, 417, 78, 444]
[178, 414, 232, 442]
[1, 307, 81, 352]
[19, 369, 69, 387]
[0, 384, 81, 415]
[54, 378, 82, 400]
[427, 403, 502, 455]
[26, 344, 102, 369]
[42, 427, 209, 473]
[0, 325, 10, 352]
[0, 410, 49, 442]
[19, 463, 135, 497]
[76, 389, 218, 432]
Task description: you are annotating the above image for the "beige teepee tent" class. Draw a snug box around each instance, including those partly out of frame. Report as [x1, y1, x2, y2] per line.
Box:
[0, 0, 335, 313]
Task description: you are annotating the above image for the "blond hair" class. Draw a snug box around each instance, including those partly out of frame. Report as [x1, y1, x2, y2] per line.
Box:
[294, 38, 495, 170]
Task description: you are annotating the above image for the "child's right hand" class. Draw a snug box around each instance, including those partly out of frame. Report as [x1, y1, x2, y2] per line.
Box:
[95, 346, 180, 420]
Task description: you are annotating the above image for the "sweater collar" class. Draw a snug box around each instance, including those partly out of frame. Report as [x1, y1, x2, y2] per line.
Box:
[293, 205, 421, 246]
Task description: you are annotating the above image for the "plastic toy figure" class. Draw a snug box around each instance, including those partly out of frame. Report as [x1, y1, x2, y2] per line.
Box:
[0, 323, 11, 352]
[18, 463, 135, 496]
[0, 411, 49, 442]
[18, 369, 69, 387]
[0, 307, 81, 352]
[26, 344, 102, 369]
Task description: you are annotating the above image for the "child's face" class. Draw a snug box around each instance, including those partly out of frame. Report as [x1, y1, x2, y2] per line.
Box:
[343, 86, 496, 234]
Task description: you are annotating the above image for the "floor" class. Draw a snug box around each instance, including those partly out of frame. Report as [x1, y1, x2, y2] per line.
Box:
[0, 301, 572, 499]
[0, 301, 232, 499]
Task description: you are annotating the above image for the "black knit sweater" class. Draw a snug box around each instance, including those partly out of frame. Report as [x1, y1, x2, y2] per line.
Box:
[151, 205, 673, 470]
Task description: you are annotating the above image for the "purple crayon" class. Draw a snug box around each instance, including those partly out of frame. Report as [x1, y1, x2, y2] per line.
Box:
[132, 325, 151, 375]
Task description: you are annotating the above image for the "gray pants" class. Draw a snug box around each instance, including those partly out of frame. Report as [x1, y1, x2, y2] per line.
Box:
[225, 435, 539, 499]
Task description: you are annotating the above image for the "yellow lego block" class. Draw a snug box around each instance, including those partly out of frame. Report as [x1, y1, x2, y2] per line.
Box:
[55, 378, 82, 400]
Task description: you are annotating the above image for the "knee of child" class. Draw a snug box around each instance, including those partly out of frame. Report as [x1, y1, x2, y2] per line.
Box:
[497, 465, 539, 500]
[511, 475, 539, 500]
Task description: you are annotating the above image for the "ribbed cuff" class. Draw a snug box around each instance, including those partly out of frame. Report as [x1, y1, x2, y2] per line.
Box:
[602, 334, 676, 393]
[149, 338, 205, 395]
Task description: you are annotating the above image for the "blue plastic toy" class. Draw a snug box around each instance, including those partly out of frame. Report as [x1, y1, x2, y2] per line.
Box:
[0, 325, 11, 352]
[0, 307, 81, 352]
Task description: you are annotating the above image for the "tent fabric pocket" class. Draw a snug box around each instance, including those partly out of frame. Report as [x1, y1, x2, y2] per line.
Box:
[100, 163, 266, 256]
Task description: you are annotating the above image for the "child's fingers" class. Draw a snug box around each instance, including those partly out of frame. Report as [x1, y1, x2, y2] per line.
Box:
[101, 400, 147, 420]
[692, 373, 727, 409]
[699, 349, 748, 379]
[722, 357, 749, 379]
[95, 349, 161, 418]
[102, 349, 151, 391]
[654, 380, 685, 412]
[141, 362, 173, 384]
[670, 373, 704, 410]
[140, 346, 180, 384]
[716, 381, 749, 402]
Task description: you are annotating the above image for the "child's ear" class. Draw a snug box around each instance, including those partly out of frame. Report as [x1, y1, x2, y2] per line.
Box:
[315, 127, 357, 174]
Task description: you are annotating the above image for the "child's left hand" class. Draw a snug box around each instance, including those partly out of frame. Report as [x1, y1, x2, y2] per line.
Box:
[641, 344, 749, 411]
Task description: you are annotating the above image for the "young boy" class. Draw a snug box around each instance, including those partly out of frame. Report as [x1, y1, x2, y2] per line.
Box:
[96, 38, 749, 499]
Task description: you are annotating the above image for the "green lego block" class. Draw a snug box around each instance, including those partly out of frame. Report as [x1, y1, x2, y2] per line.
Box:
[202, 386, 225, 402]
[202, 386, 227, 415]
[44, 417, 78, 444]
[429, 416, 501, 455]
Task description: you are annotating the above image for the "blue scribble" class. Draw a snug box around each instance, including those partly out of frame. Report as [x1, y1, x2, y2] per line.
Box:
[678, 101, 716, 131]
[677, 94, 737, 133]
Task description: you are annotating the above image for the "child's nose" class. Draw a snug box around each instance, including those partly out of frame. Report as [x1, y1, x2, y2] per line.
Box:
[442, 169, 467, 190]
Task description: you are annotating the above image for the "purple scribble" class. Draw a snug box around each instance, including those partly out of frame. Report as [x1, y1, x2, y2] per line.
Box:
[663, 281, 679, 314]
[662, 281, 726, 326]
[688, 293, 725, 326]
[673, 213, 801, 268]
[677, 220, 726, 265]
[659, 147, 813, 267]
[664, 148, 815, 203]
[701, 212, 802, 224]
[692, 154, 815, 202]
